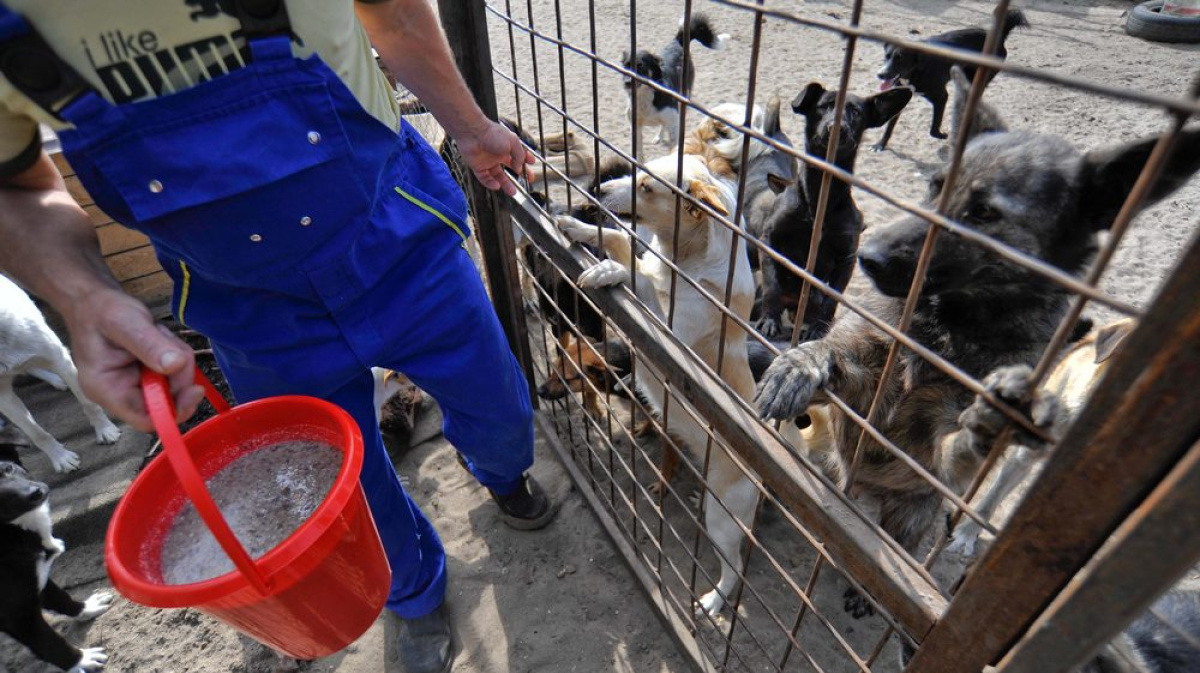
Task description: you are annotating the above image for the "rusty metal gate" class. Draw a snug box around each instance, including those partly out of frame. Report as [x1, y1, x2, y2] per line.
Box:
[434, 0, 1200, 671]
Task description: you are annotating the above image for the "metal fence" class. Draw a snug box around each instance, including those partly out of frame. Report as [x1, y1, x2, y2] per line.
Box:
[433, 1, 1200, 671]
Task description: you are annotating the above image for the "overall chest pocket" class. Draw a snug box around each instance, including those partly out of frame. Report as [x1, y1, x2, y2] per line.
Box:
[82, 82, 375, 285]
[90, 82, 353, 222]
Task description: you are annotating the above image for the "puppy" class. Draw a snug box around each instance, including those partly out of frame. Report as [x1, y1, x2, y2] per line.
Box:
[756, 94, 1200, 619]
[872, 8, 1028, 151]
[536, 332, 629, 420]
[947, 319, 1136, 557]
[372, 368, 425, 444]
[0, 275, 121, 473]
[623, 14, 729, 152]
[754, 83, 911, 340]
[0, 458, 113, 671]
[556, 152, 760, 617]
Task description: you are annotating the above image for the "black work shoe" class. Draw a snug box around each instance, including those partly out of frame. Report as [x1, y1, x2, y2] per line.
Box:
[488, 474, 558, 530]
[395, 604, 454, 673]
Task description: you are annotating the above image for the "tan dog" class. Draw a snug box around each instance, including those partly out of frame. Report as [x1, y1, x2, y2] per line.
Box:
[526, 129, 597, 189]
[556, 151, 761, 617]
[947, 319, 1137, 557]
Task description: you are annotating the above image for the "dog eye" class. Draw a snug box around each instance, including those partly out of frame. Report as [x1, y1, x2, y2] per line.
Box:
[640, 181, 652, 193]
[966, 201, 1002, 223]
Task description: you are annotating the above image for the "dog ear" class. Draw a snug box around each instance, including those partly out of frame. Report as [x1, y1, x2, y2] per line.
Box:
[764, 95, 783, 137]
[1077, 127, 1200, 231]
[949, 65, 1007, 140]
[687, 179, 730, 219]
[864, 88, 912, 129]
[791, 82, 825, 117]
[559, 331, 577, 354]
[1094, 319, 1136, 364]
[767, 173, 792, 194]
[641, 52, 664, 79]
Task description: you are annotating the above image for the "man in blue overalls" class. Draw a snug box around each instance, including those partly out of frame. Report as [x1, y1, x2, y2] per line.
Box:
[0, 2, 549, 671]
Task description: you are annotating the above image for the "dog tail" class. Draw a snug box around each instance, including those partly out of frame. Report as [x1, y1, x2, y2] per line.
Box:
[1000, 9, 1030, 42]
[678, 14, 729, 50]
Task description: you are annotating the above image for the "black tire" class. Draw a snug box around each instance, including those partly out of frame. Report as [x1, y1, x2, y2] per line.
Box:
[1125, 0, 1200, 43]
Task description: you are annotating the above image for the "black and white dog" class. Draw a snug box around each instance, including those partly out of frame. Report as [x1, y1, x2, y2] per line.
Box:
[623, 14, 729, 152]
[0, 452, 112, 672]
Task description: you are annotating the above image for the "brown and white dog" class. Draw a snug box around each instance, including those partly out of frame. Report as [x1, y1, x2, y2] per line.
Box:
[947, 319, 1136, 556]
[555, 150, 760, 617]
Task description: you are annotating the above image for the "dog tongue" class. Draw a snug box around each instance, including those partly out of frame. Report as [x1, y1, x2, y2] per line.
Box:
[880, 78, 895, 92]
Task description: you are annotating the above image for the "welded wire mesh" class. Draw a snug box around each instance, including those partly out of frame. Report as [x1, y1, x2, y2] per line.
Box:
[435, 0, 1200, 671]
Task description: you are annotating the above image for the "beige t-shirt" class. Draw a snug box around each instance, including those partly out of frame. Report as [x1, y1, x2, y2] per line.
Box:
[0, 0, 399, 173]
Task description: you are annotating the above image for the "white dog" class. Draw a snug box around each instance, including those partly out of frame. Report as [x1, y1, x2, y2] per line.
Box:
[556, 152, 760, 617]
[0, 275, 120, 472]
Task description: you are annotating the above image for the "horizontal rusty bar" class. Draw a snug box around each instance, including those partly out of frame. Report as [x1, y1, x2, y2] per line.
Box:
[992, 438, 1200, 673]
[903, 231, 1200, 673]
[512, 194, 948, 639]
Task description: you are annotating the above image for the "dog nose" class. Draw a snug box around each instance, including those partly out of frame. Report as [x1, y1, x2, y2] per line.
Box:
[536, 383, 551, 399]
[857, 247, 888, 279]
[25, 484, 47, 503]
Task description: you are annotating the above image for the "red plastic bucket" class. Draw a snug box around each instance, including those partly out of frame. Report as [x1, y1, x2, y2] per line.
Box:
[105, 367, 391, 659]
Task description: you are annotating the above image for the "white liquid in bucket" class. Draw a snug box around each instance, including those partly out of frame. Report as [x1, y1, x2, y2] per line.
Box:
[160, 440, 342, 585]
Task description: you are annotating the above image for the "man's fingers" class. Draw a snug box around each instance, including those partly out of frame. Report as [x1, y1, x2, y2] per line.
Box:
[112, 384, 154, 433]
[508, 141, 528, 177]
[103, 305, 194, 377]
[175, 384, 206, 424]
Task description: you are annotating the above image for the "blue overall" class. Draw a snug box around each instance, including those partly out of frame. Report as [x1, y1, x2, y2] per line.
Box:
[0, 16, 534, 618]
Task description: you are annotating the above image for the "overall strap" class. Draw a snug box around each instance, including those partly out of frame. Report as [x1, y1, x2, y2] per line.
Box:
[219, 0, 293, 41]
[0, 3, 97, 120]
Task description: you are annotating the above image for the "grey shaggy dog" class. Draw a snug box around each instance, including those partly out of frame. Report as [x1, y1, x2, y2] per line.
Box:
[754, 89, 1200, 621]
[1081, 588, 1200, 673]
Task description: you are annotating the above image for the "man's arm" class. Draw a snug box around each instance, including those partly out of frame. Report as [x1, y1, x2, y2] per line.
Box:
[0, 152, 203, 431]
[355, 0, 533, 195]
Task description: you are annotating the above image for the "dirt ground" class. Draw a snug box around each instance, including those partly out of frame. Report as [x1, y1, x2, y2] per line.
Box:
[2, 1, 1198, 672]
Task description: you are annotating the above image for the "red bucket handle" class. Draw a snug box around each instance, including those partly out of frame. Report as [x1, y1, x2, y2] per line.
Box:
[141, 365, 271, 595]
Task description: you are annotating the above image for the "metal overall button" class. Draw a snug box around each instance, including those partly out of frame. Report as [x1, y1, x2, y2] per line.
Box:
[300, 216, 312, 227]
[148, 179, 163, 193]
[307, 131, 321, 145]
[249, 234, 263, 242]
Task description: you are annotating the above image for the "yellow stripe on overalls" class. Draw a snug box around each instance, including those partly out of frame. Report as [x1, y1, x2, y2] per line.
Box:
[394, 186, 468, 245]
[177, 260, 191, 327]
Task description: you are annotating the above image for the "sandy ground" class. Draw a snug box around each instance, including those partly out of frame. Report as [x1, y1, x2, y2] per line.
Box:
[0, 386, 692, 673]
[2, 1, 1198, 673]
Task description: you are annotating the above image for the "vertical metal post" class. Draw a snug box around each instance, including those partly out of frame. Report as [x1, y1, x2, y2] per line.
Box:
[904, 233, 1200, 673]
[436, 0, 537, 398]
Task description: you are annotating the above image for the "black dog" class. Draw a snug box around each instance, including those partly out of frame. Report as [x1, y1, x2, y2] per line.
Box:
[0, 455, 112, 672]
[754, 83, 911, 340]
[623, 14, 728, 150]
[872, 8, 1028, 151]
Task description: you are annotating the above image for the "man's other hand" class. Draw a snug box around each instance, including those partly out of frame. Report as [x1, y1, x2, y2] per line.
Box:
[66, 288, 204, 432]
